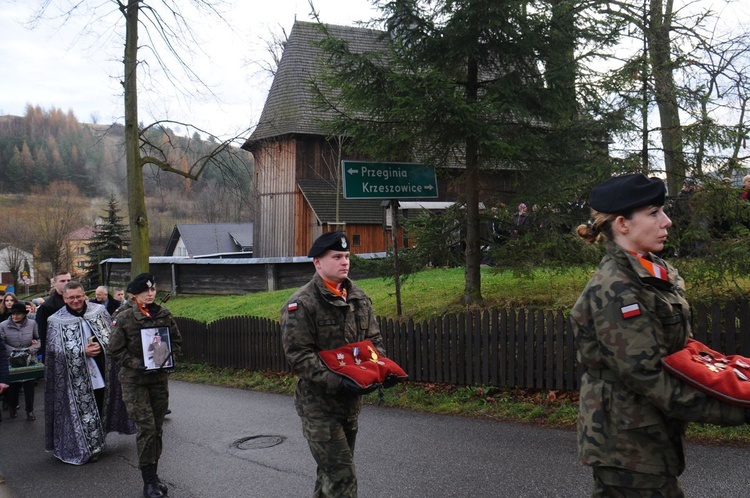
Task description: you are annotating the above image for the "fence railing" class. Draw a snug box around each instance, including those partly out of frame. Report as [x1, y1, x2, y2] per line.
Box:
[175, 299, 750, 391]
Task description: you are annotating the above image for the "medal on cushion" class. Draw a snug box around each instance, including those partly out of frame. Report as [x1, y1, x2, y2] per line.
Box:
[337, 352, 346, 366]
[353, 346, 367, 370]
[736, 358, 750, 381]
[690, 351, 749, 377]
[367, 345, 386, 365]
[692, 352, 726, 371]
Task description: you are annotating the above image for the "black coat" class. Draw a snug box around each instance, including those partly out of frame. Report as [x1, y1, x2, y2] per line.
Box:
[89, 294, 120, 317]
[35, 292, 65, 360]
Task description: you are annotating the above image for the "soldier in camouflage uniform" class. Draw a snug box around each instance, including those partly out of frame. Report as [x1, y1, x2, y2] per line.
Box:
[282, 231, 387, 498]
[571, 174, 750, 497]
[110, 274, 182, 498]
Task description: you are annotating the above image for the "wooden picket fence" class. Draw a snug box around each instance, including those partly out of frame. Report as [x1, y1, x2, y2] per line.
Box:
[176, 299, 750, 391]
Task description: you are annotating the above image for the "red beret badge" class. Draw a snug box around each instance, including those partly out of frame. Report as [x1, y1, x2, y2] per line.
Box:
[662, 338, 750, 407]
[318, 340, 408, 389]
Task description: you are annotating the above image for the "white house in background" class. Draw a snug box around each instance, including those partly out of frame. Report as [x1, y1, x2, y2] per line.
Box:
[163, 223, 254, 258]
[0, 243, 35, 287]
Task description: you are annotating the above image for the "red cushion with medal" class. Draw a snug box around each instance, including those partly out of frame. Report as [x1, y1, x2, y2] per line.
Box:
[318, 340, 408, 388]
[661, 338, 750, 407]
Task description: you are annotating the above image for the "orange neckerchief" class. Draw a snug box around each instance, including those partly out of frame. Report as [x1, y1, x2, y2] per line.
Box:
[137, 302, 152, 318]
[323, 280, 348, 301]
[627, 250, 669, 281]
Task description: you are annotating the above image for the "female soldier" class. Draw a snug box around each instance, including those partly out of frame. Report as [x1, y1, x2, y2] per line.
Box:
[572, 173, 750, 497]
[110, 274, 181, 498]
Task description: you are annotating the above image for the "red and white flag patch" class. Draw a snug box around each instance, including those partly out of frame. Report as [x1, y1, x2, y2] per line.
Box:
[287, 302, 298, 311]
[621, 303, 641, 319]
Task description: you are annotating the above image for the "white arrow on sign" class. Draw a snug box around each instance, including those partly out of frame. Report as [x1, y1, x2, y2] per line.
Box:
[347, 167, 360, 175]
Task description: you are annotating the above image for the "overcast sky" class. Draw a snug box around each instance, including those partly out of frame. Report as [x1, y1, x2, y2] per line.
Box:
[2, 1, 748, 147]
[0, 0, 380, 141]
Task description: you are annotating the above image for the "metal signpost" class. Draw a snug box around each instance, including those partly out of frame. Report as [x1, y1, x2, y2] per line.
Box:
[342, 161, 439, 316]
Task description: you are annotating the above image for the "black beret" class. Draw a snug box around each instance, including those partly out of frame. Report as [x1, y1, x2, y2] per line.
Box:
[588, 174, 666, 213]
[9, 302, 28, 315]
[308, 231, 351, 258]
[126, 273, 155, 294]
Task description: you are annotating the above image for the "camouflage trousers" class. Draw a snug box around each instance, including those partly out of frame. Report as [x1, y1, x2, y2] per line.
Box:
[301, 416, 358, 498]
[121, 380, 169, 467]
[592, 467, 685, 498]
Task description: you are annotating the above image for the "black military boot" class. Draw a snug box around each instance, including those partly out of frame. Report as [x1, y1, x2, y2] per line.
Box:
[154, 460, 168, 494]
[141, 464, 165, 498]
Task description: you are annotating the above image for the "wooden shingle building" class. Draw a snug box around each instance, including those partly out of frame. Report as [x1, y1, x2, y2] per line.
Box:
[242, 21, 388, 258]
[242, 20, 519, 258]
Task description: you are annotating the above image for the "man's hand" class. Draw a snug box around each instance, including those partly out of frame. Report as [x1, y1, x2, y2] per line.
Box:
[84, 342, 102, 357]
[339, 377, 378, 395]
[0, 383, 8, 394]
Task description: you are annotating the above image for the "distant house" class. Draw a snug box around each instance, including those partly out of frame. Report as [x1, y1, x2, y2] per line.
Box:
[0, 243, 35, 288]
[68, 226, 95, 278]
[163, 223, 254, 258]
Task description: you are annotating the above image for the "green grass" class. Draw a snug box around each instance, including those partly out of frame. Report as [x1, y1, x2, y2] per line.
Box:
[166, 265, 750, 324]
[166, 266, 750, 446]
[165, 288, 298, 323]
[166, 266, 595, 323]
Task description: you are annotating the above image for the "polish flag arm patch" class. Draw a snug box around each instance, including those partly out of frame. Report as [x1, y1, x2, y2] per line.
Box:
[288, 302, 298, 311]
[621, 303, 642, 319]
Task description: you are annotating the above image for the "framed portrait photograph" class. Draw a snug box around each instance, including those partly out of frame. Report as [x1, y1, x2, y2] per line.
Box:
[140, 327, 175, 370]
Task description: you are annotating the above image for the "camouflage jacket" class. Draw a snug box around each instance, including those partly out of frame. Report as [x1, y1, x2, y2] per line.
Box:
[571, 242, 746, 476]
[110, 303, 182, 385]
[281, 273, 385, 419]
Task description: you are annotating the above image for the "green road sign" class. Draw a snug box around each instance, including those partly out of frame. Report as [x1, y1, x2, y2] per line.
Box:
[342, 161, 438, 199]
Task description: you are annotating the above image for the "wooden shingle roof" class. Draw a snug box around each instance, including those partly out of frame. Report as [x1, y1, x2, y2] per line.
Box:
[242, 21, 385, 150]
[297, 179, 382, 225]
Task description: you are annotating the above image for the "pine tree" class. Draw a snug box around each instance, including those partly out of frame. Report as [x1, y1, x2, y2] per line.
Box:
[83, 193, 130, 286]
[314, 0, 613, 304]
[19, 141, 35, 185]
[33, 146, 50, 186]
[5, 146, 24, 191]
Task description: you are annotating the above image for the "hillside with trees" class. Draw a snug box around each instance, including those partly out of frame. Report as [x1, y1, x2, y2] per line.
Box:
[0, 105, 254, 286]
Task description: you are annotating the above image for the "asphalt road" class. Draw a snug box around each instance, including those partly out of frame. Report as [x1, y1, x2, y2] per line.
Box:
[0, 380, 748, 497]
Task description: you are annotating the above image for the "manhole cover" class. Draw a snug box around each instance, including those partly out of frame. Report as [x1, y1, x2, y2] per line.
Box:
[233, 435, 285, 450]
